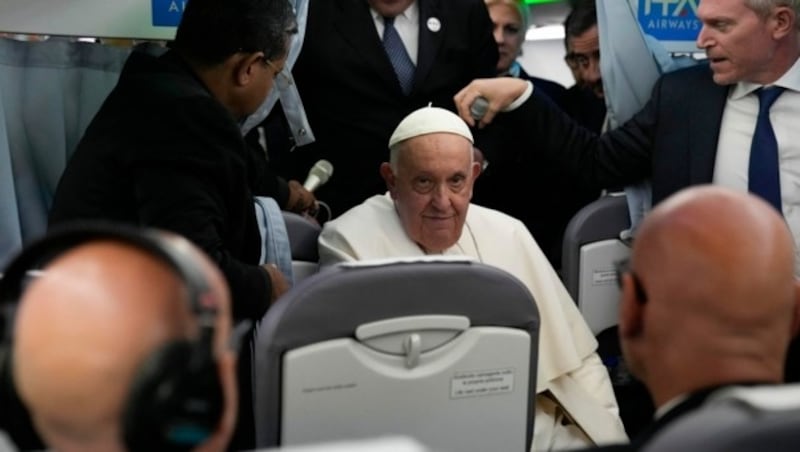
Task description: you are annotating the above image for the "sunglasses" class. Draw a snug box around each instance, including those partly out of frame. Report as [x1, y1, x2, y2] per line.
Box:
[614, 258, 648, 303]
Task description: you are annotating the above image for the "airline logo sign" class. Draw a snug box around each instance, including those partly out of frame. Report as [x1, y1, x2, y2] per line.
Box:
[637, 0, 700, 42]
[152, 0, 186, 27]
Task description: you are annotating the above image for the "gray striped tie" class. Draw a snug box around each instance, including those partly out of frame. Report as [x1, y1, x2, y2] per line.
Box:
[382, 16, 415, 95]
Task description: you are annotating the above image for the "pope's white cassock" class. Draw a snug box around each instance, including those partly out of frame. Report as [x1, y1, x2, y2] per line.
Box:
[319, 193, 628, 451]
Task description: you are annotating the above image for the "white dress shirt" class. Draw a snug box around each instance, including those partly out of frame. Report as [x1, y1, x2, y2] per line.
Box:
[714, 57, 800, 274]
[371, 2, 419, 65]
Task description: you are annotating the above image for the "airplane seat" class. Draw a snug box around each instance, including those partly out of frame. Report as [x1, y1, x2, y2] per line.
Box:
[281, 211, 321, 284]
[256, 436, 431, 452]
[561, 193, 631, 336]
[643, 384, 800, 452]
[0, 431, 17, 452]
[0, 37, 130, 267]
[251, 257, 540, 452]
[561, 193, 654, 437]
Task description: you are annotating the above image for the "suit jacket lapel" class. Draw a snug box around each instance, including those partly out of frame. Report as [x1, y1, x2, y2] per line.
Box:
[631, 386, 729, 448]
[332, 0, 399, 89]
[689, 71, 729, 184]
[414, 0, 444, 91]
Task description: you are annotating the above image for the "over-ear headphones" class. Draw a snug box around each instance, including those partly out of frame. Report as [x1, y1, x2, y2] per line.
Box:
[0, 222, 223, 452]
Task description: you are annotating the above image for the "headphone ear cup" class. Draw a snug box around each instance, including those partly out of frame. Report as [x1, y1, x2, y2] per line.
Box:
[123, 341, 223, 452]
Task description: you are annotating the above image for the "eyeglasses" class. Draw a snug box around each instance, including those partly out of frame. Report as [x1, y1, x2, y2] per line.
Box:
[261, 57, 292, 86]
[614, 258, 648, 303]
[564, 50, 600, 69]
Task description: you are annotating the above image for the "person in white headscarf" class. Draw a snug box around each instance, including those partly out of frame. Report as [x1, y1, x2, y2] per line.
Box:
[318, 106, 627, 451]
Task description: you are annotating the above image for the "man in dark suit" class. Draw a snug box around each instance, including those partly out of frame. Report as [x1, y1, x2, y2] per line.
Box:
[266, 0, 498, 217]
[48, 0, 302, 323]
[455, 0, 800, 275]
[474, 0, 598, 270]
[582, 186, 800, 450]
[47, 3, 301, 448]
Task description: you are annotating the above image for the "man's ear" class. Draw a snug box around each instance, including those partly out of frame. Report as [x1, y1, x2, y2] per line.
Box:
[771, 6, 796, 40]
[472, 147, 485, 178]
[233, 52, 263, 87]
[380, 162, 397, 196]
[471, 161, 481, 179]
[466, 162, 481, 199]
[618, 273, 644, 339]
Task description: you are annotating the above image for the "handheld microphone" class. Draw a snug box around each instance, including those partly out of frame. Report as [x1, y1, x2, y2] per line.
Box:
[303, 159, 334, 192]
[469, 96, 490, 121]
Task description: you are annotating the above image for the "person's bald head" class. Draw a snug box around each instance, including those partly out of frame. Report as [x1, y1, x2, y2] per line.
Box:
[619, 186, 800, 407]
[11, 234, 236, 452]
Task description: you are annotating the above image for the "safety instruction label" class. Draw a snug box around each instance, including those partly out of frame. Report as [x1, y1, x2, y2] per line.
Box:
[593, 270, 617, 285]
[451, 368, 514, 399]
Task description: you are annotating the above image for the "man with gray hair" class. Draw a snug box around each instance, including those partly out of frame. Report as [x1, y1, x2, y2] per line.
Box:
[319, 106, 627, 451]
[454, 0, 800, 277]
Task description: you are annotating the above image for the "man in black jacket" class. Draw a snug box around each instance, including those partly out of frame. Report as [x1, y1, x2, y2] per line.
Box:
[49, 0, 305, 323]
[48, 3, 304, 448]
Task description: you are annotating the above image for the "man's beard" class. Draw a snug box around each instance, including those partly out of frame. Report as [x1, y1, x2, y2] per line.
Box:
[579, 79, 604, 99]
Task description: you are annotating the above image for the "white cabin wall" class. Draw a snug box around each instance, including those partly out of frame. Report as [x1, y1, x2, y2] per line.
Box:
[518, 38, 575, 88]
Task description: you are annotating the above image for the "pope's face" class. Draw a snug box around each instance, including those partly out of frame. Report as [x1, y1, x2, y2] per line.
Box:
[382, 133, 480, 253]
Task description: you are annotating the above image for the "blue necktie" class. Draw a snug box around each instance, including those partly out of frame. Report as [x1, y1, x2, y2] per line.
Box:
[748, 86, 785, 212]
[382, 16, 415, 95]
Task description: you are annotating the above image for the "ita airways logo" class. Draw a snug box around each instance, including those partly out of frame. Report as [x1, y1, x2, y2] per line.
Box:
[152, 0, 187, 27]
[637, 0, 700, 42]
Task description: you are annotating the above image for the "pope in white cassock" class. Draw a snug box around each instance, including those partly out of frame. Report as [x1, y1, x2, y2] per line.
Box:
[318, 106, 628, 451]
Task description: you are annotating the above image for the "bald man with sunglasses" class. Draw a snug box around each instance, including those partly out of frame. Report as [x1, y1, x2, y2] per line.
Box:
[591, 185, 800, 451]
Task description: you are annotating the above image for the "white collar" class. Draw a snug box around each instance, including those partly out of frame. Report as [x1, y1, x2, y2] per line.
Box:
[370, 1, 419, 23]
[730, 55, 800, 100]
[654, 393, 689, 419]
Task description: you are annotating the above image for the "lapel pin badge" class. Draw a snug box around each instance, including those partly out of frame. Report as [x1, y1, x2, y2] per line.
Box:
[427, 17, 441, 33]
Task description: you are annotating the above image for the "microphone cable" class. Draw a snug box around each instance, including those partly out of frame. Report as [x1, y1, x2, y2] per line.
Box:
[314, 201, 332, 224]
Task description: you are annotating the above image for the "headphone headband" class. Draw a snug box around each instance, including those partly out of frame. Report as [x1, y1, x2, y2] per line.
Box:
[0, 221, 211, 316]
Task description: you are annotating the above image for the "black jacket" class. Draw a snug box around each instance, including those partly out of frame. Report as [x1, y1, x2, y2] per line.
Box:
[49, 50, 277, 321]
